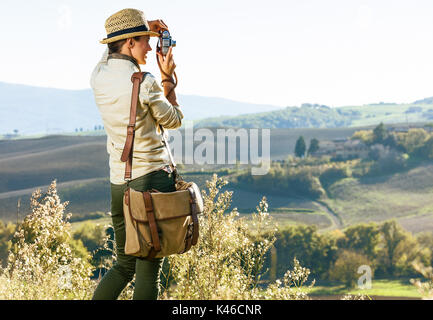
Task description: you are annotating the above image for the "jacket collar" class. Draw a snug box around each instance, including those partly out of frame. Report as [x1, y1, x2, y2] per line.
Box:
[108, 53, 141, 71]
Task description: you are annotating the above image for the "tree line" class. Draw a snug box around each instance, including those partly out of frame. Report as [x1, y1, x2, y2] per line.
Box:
[3, 216, 429, 288]
[266, 220, 433, 287]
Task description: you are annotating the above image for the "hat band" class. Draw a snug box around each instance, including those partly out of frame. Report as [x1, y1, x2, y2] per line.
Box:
[107, 24, 150, 39]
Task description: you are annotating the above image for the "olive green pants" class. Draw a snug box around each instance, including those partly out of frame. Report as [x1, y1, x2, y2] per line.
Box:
[92, 169, 176, 300]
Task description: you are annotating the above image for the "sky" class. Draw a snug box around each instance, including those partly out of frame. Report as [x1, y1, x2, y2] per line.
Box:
[0, 0, 432, 107]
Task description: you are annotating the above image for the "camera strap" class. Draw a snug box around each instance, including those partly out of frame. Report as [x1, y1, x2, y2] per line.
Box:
[159, 124, 179, 179]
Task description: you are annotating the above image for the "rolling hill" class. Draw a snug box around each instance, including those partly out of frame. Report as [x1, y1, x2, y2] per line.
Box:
[1, 81, 432, 137]
[0, 126, 368, 222]
[1, 129, 433, 234]
[324, 164, 433, 232]
[195, 101, 433, 129]
[0, 81, 282, 136]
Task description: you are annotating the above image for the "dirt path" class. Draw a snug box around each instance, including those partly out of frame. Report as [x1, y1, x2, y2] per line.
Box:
[313, 200, 343, 230]
[289, 194, 343, 230]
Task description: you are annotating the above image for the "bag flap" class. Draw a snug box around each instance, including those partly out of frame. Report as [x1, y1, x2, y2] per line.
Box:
[188, 182, 204, 214]
[151, 190, 192, 220]
[127, 188, 192, 222]
[174, 181, 204, 214]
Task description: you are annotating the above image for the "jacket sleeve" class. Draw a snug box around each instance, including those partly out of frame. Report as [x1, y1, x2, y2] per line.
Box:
[145, 76, 184, 129]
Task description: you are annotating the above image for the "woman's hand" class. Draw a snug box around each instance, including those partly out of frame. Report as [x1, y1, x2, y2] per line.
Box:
[157, 46, 178, 106]
[148, 19, 169, 33]
[157, 46, 176, 78]
[148, 19, 175, 78]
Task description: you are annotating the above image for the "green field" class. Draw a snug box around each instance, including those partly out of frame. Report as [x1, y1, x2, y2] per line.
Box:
[323, 164, 433, 231]
[71, 216, 112, 232]
[342, 103, 433, 128]
[305, 278, 422, 299]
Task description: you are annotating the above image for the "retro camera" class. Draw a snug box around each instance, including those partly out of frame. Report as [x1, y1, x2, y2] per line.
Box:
[160, 30, 176, 56]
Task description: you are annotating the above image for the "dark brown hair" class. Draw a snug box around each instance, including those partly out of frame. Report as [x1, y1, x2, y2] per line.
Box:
[108, 36, 142, 54]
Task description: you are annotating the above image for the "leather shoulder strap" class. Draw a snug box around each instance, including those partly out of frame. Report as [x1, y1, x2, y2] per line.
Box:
[188, 187, 200, 246]
[143, 191, 161, 255]
[121, 72, 148, 181]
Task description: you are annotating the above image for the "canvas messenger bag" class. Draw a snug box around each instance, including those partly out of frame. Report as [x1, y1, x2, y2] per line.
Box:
[120, 72, 203, 259]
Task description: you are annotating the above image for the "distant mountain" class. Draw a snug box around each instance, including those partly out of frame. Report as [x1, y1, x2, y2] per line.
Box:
[413, 97, 433, 104]
[176, 94, 283, 121]
[196, 104, 352, 128]
[1, 82, 432, 134]
[0, 82, 282, 135]
[195, 100, 433, 129]
[0, 82, 98, 136]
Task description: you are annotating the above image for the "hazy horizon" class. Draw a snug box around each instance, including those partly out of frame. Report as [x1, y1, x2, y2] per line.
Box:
[1, 79, 431, 109]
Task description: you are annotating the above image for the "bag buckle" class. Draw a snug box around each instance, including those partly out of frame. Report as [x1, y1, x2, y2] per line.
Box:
[162, 165, 173, 174]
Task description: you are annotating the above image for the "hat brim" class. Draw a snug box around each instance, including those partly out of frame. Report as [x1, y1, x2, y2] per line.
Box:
[100, 31, 160, 44]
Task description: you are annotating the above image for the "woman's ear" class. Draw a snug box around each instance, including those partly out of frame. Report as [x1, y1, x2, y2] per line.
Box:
[128, 39, 134, 48]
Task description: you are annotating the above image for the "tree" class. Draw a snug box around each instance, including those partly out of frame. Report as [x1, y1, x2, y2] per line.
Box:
[368, 144, 386, 161]
[373, 122, 387, 144]
[377, 220, 429, 276]
[295, 136, 306, 158]
[307, 138, 320, 156]
[352, 130, 374, 145]
[329, 250, 372, 288]
[0, 221, 16, 268]
[272, 225, 338, 279]
[319, 166, 351, 189]
[382, 133, 398, 149]
[416, 232, 433, 267]
[338, 223, 381, 261]
[367, 147, 407, 176]
[73, 222, 106, 253]
[414, 136, 433, 159]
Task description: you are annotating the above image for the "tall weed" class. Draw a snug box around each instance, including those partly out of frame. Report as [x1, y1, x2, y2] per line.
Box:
[164, 174, 313, 300]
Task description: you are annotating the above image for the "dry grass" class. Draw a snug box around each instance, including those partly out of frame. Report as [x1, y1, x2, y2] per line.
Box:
[0, 175, 316, 300]
[0, 181, 95, 299]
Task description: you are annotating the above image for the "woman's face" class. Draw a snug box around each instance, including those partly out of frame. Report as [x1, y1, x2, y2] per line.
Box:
[130, 36, 152, 65]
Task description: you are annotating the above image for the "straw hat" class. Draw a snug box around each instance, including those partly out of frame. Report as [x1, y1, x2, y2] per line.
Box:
[100, 8, 159, 44]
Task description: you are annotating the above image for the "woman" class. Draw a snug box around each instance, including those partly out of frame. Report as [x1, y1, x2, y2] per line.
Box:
[90, 8, 183, 300]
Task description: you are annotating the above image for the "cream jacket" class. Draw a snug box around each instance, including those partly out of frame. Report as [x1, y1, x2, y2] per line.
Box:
[90, 49, 183, 185]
